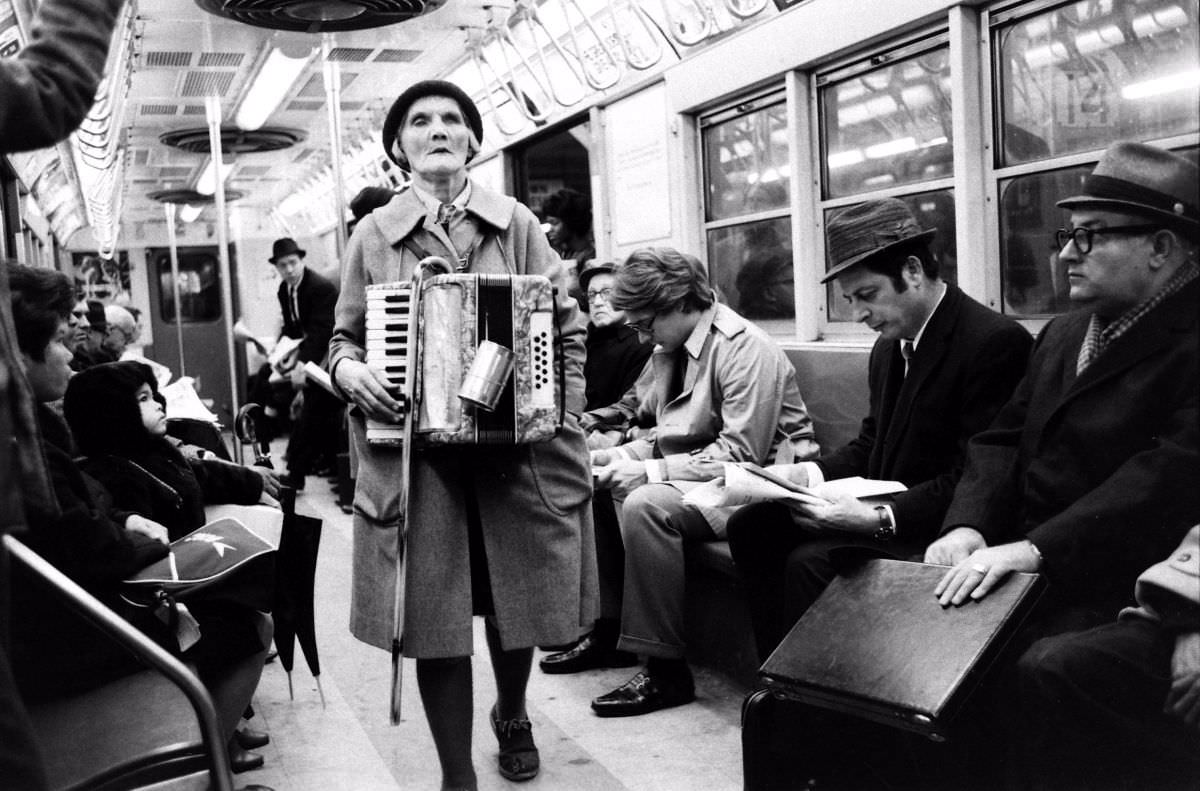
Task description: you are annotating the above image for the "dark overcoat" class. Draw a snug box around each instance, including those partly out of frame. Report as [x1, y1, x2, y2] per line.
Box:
[943, 277, 1200, 613]
[818, 284, 1033, 544]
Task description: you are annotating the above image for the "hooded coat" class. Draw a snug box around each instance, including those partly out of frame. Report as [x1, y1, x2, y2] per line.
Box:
[64, 361, 264, 539]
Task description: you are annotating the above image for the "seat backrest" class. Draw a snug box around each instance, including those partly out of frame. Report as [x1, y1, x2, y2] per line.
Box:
[4, 535, 235, 791]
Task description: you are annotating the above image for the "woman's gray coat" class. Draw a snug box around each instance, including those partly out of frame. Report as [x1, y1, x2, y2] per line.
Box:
[330, 182, 598, 658]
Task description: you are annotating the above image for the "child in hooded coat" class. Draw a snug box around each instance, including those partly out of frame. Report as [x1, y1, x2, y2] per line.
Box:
[64, 360, 275, 540]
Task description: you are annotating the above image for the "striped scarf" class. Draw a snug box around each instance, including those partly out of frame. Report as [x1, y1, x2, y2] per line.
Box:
[1077, 260, 1199, 374]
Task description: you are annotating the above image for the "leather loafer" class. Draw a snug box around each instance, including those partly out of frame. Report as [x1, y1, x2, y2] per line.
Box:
[591, 670, 695, 717]
[235, 727, 270, 750]
[229, 746, 264, 774]
[539, 633, 638, 675]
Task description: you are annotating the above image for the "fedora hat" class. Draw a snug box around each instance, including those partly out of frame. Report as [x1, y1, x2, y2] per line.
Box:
[821, 198, 936, 283]
[269, 238, 306, 264]
[1057, 141, 1198, 232]
[382, 80, 484, 167]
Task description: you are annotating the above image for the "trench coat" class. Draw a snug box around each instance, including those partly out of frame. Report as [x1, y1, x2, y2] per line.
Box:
[330, 182, 598, 658]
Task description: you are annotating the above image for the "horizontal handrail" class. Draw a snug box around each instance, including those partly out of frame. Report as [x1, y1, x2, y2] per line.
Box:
[4, 535, 234, 791]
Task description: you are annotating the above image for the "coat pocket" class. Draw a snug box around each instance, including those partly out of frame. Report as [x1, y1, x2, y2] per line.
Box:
[348, 412, 405, 528]
[527, 419, 593, 516]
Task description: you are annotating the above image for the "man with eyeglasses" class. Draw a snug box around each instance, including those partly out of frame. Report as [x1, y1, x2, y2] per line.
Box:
[539, 263, 650, 674]
[575, 247, 819, 716]
[920, 141, 1198, 786]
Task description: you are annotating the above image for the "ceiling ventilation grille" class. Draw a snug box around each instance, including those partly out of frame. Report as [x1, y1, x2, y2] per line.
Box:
[181, 71, 237, 97]
[374, 48, 421, 62]
[198, 52, 246, 68]
[158, 166, 195, 178]
[297, 72, 357, 97]
[286, 99, 324, 112]
[140, 104, 179, 116]
[328, 47, 373, 62]
[159, 126, 308, 154]
[144, 51, 193, 68]
[192, 0, 448, 33]
[182, 106, 207, 116]
[131, 148, 151, 166]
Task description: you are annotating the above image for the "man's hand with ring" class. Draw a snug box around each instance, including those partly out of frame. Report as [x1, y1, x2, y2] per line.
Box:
[934, 540, 1041, 607]
[334, 360, 403, 423]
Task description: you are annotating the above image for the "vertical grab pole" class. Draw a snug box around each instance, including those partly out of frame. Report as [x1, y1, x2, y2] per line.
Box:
[322, 34, 348, 263]
[164, 202, 187, 378]
[206, 93, 243, 463]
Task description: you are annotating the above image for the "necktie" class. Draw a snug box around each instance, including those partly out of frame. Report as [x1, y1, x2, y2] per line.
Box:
[900, 340, 915, 377]
[436, 203, 456, 236]
[290, 286, 300, 326]
[667, 351, 687, 402]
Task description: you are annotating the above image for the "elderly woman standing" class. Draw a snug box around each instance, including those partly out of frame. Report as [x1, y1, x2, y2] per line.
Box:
[330, 81, 596, 791]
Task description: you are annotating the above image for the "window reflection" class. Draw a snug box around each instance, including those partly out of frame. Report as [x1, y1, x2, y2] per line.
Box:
[997, 0, 1199, 166]
[703, 99, 790, 222]
[156, 252, 221, 323]
[821, 46, 954, 198]
[707, 215, 794, 319]
[825, 190, 956, 322]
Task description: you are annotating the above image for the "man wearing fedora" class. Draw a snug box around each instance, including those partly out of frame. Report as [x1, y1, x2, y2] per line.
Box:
[919, 141, 1199, 788]
[727, 196, 1031, 664]
[267, 236, 339, 489]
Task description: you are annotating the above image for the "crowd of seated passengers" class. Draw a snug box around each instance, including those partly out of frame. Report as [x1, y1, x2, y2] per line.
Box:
[533, 142, 1197, 789]
[6, 262, 279, 781]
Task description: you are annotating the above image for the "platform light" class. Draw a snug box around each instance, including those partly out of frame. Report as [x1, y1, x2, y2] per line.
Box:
[1122, 68, 1200, 100]
[235, 46, 313, 132]
[179, 203, 203, 223]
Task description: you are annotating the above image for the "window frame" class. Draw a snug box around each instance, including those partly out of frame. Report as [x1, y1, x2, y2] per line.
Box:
[813, 27, 955, 339]
[981, 0, 1200, 328]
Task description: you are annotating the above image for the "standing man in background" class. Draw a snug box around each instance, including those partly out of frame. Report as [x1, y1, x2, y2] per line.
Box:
[267, 238, 339, 490]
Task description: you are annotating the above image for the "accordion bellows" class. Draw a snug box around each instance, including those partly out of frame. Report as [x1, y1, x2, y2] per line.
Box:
[365, 273, 561, 446]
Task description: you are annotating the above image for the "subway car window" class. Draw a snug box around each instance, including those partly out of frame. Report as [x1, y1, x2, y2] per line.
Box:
[995, 0, 1199, 168]
[820, 43, 953, 199]
[701, 91, 794, 321]
[990, 0, 1199, 318]
[817, 35, 956, 325]
[154, 250, 221, 323]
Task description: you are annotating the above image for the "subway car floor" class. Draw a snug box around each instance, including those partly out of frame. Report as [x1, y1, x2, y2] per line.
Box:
[241, 439, 748, 791]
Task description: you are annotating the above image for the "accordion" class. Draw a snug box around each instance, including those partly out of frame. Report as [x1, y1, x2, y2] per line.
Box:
[364, 273, 562, 446]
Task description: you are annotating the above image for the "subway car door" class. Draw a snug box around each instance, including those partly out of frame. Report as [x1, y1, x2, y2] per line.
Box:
[145, 245, 241, 423]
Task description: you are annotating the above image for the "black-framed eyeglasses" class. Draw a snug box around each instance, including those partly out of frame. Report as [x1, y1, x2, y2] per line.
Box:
[1055, 225, 1160, 254]
[624, 313, 658, 334]
[587, 287, 614, 303]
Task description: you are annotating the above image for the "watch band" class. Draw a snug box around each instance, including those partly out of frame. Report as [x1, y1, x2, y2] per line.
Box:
[873, 505, 896, 542]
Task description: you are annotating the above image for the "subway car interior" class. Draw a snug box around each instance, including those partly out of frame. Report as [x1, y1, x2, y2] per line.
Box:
[1, 0, 1197, 788]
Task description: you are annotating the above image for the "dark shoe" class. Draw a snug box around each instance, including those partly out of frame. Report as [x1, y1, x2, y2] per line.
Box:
[229, 745, 264, 774]
[235, 727, 270, 750]
[591, 669, 695, 717]
[489, 704, 539, 782]
[539, 633, 638, 675]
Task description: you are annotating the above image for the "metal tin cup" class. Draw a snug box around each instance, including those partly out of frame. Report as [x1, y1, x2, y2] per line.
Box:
[459, 340, 514, 412]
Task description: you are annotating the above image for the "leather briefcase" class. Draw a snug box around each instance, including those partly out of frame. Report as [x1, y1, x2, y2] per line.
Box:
[759, 558, 1044, 741]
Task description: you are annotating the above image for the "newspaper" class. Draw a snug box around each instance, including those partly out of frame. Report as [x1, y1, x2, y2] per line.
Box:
[683, 463, 906, 510]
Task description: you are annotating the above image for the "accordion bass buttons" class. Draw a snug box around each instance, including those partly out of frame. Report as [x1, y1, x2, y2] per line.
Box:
[528, 311, 554, 408]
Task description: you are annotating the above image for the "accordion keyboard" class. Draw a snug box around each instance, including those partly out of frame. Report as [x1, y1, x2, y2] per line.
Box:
[364, 282, 412, 445]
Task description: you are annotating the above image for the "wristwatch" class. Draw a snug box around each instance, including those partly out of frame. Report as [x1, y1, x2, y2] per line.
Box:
[873, 505, 897, 542]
